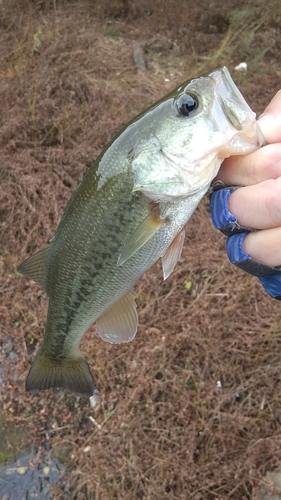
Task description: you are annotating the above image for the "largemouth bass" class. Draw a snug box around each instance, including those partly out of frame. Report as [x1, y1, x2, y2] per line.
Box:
[18, 67, 264, 396]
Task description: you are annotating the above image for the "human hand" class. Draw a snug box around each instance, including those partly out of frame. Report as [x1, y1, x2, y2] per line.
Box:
[210, 90, 281, 299]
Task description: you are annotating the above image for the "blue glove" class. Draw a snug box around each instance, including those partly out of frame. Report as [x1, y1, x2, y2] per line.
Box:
[210, 186, 281, 300]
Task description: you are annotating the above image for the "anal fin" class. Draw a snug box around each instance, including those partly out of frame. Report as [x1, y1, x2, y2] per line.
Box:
[117, 205, 167, 266]
[96, 291, 138, 344]
[162, 229, 185, 280]
[18, 245, 50, 289]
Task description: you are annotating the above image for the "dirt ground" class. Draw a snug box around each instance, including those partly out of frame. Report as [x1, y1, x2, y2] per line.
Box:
[1, 0, 281, 498]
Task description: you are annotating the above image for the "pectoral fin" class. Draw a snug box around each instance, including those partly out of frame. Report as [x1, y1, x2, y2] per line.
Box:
[96, 291, 138, 344]
[162, 229, 185, 280]
[117, 205, 167, 266]
[18, 245, 50, 289]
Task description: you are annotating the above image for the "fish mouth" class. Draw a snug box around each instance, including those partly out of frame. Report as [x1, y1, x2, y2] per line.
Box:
[210, 66, 266, 149]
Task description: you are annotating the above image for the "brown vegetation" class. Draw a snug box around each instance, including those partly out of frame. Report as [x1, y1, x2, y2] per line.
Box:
[1, 0, 281, 498]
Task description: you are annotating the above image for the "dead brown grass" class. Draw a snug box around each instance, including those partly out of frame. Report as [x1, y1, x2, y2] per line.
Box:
[1, 1, 281, 499]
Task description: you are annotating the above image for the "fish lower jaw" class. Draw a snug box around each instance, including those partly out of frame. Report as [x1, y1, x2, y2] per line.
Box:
[161, 147, 224, 177]
[161, 148, 204, 173]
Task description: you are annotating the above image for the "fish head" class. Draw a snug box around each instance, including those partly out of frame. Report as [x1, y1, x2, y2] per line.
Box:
[132, 66, 264, 202]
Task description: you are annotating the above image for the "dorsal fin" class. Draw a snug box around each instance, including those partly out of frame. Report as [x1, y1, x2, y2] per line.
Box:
[18, 245, 50, 289]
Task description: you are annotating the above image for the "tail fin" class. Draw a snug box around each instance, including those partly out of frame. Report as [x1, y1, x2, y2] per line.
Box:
[26, 348, 95, 397]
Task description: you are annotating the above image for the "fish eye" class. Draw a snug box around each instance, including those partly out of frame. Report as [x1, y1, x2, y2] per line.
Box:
[177, 93, 199, 117]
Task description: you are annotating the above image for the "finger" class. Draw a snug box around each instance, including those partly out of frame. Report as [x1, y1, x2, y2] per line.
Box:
[228, 177, 281, 229]
[216, 143, 281, 186]
[258, 90, 281, 144]
[243, 227, 281, 267]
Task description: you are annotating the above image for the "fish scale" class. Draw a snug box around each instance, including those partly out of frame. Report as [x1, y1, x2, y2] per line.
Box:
[18, 67, 264, 396]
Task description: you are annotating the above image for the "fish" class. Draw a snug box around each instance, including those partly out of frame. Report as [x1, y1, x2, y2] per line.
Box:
[18, 67, 264, 397]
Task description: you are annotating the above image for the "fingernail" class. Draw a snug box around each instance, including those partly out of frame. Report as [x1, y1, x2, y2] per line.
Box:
[257, 113, 273, 143]
[258, 112, 274, 127]
[258, 113, 281, 143]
